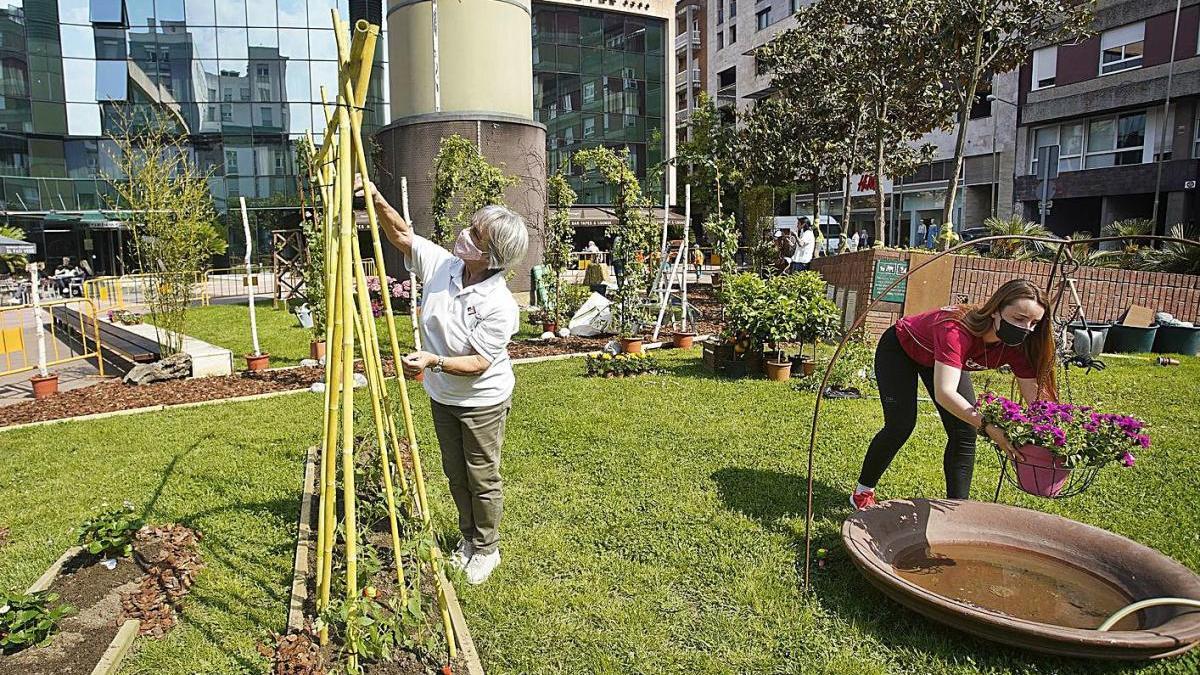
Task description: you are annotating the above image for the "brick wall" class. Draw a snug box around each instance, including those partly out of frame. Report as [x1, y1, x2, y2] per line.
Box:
[813, 249, 1200, 339]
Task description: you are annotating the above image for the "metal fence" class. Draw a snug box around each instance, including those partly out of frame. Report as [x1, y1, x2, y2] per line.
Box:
[0, 297, 105, 378]
[82, 272, 206, 315]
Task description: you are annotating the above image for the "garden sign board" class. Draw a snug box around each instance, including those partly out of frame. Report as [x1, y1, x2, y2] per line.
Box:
[872, 259, 908, 303]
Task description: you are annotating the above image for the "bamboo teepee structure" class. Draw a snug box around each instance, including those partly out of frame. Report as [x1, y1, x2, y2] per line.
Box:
[308, 11, 456, 668]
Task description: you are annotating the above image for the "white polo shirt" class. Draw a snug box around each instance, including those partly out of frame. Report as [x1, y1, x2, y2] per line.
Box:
[406, 235, 519, 407]
[795, 229, 815, 264]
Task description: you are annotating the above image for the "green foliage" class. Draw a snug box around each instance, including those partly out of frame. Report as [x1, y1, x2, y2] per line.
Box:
[982, 214, 1050, 260]
[430, 135, 520, 248]
[322, 591, 440, 668]
[0, 590, 76, 654]
[573, 147, 657, 335]
[702, 214, 739, 280]
[1130, 224, 1200, 275]
[78, 502, 144, 558]
[793, 332, 876, 393]
[675, 92, 743, 223]
[0, 225, 29, 274]
[584, 351, 661, 378]
[296, 136, 327, 337]
[104, 109, 224, 355]
[722, 272, 839, 355]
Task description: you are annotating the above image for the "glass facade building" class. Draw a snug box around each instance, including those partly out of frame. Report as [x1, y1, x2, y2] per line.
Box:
[0, 0, 387, 270]
[531, 3, 666, 205]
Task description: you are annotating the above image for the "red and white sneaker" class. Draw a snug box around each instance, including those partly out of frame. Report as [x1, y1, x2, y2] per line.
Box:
[850, 489, 877, 511]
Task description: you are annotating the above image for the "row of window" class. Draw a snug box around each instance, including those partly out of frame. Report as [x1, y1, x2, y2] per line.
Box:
[534, 44, 665, 83]
[1029, 111, 1147, 174]
[532, 8, 666, 56]
[49, 24, 367, 62]
[65, 0, 352, 30]
[1031, 19, 1149, 90]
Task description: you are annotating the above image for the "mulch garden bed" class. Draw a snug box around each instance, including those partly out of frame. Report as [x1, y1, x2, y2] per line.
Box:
[0, 368, 325, 428]
[508, 284, 725, 360]
[0, 524, 203, 675]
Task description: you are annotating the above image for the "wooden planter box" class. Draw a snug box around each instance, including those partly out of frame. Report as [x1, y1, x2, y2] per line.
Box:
[702, 340, 734, 373]
[0, 546, 141, 675]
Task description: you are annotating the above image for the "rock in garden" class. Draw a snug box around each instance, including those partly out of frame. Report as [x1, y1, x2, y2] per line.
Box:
[353, 373, 367, 388]
[557, 328, 571, 338]
[310, 382, 326, 394]
[540, 331, 556, 340]
[123, 353, 193, 386]
[299, 359, 320, 368]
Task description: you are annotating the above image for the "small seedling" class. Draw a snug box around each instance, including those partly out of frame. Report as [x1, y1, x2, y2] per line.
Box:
[78, 502, 144, 558]
[0, 589, 75, 654]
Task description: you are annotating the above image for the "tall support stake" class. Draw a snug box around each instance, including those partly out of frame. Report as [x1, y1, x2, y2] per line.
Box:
[401, 176, 422, 350]
[239, 197, 262, 357]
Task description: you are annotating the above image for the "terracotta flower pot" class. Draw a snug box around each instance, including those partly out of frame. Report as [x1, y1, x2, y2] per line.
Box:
[620, 337, 643, 354]
[245, 353, 271, 371]
[30, 373, 59, 399]
[764, 360, 792, 382]
[310, 340, 326, 361]
[1012, 444, 1072, 497]
[801, 359, 817, 377]
[672, 332, 696, 349]
[542, 322, 558, 334]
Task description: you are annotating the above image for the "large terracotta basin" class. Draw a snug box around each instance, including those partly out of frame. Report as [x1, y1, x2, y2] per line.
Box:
[842, 499, 1200, 660]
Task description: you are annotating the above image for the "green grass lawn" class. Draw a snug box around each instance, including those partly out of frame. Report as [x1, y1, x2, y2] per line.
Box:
[0, 350, 1196, 674]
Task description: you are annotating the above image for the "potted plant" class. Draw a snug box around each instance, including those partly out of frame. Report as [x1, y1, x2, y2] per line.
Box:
[790, 272, 840, 378]
[978, 393, 1149, 498]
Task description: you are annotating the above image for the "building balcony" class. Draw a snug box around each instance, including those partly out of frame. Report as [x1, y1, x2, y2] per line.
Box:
[716, 84, 736, 100]
[675, 68, 701, 90]
[676, 108, 692, 125]
[674, 30, 701, 52]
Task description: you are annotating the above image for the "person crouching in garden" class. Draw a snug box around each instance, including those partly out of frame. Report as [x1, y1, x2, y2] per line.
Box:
[850, 279, 1057, 510]
[356, 176, 528, 585]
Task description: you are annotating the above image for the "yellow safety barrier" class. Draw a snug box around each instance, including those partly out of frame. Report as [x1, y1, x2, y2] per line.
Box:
[83, 272, 206, 315]
[0, 297, 105, 378]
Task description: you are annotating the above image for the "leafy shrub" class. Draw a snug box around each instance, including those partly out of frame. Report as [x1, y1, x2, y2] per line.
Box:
[793, 332, 875, 393]
[0, 590, 75, 654]
[78, 502, 144, 558]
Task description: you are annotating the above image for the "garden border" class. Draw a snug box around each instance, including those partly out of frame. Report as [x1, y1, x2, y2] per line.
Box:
[284, 446, 486, 675]
[0, 388, 310, 434]
[22, 546, 142, 675]
[510, 335, 710, 366]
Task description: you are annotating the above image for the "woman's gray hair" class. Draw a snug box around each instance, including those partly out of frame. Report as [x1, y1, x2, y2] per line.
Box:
[473, 205, 529, 270]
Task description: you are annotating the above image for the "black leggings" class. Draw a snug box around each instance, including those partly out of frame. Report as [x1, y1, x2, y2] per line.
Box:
[857, 326, 978, 499]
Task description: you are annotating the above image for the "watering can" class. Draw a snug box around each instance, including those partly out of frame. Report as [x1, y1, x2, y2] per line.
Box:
[296, 303, 314, 329]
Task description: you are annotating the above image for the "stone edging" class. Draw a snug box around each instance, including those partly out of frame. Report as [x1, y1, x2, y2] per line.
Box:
[25, 547, 141, 675]
[286, 446, 486, 675]
[0, 387, 310, 434]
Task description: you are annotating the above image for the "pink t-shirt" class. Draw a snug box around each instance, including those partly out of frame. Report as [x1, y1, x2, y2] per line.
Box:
[894, 307, 1037, 379]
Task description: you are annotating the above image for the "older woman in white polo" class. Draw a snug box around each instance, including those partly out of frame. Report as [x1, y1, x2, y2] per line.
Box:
[359, 178, 527, 585]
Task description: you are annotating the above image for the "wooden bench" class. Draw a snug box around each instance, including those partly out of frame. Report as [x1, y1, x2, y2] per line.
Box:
[51, 306, 160, 366]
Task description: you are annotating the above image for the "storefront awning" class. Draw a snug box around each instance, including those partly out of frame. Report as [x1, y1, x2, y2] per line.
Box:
[0, 235, 36, 255]
[42, 211, 128, 230]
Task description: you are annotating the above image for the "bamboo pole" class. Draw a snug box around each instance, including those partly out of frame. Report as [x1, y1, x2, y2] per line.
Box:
[313, 155, 338, 601]
[400, 176, 422, 351]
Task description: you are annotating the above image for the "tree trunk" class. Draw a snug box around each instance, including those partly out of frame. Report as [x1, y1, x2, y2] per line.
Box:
[873, 132, 886, 246]
[811, 178, 821, 257]
[840, 115, 860, 252]
[941, 32, 985, 250]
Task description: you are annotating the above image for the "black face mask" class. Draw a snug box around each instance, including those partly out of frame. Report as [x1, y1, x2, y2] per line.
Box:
[996, 316, 1033, 346]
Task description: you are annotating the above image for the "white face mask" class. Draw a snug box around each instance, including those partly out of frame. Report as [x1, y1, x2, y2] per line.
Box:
[453, 228, 487, 263]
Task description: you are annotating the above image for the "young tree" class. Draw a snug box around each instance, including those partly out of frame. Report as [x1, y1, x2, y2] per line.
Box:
[933, 0, 1092, 246]
[430, 134, 520, 248]
[573, 147, 657, 336]
[544, 170, 577, 325]
[675, 92, 744, 224]
[104, 109, 226, 355]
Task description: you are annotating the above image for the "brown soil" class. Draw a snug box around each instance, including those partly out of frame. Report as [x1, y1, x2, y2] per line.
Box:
[0, 367, 325, 428]
[0, 525, 203, 674]
[508, 284, 725, 360]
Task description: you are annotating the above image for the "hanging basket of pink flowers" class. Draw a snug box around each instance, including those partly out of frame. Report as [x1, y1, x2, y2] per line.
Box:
[977, 392, 1149, 499]
[365, 275, 412, 317]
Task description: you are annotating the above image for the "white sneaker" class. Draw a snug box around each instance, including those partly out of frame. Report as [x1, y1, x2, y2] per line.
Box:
[450, 540, 474, 571]
[464, 549, 500, 585]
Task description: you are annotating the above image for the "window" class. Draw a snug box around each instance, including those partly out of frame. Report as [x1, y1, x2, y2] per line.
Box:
[275, 151, 285, 175]
[240, 87, 250, 101]
[790, 0, 799, 13]
[259, 87, 270, 101]
[756, 9, 771, 31]
[257, 65, 270, 82]
[717, 5, 723, 24]
[1030, 113, 1145, 174]
[729, 25, 737, 43]
[261, 107, 272, 126]
[221, 103, 231, 121]
[223, 88, 232, 102]
[207, 88, 217, 102]
[89, 0, 125, 25]
[207, 105, 215, 122]
[1032, 46, 1057, 89]
[730, 1, 737, 17]
[1100, 22, 1144, 75]
[94, 60, 127, 101]
[718, 31, 724, 50]
[1193, 113, 1200, 158]
[225, 150, 238, 175]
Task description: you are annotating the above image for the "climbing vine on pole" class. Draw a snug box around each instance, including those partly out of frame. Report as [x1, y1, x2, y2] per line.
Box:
[573, 146, 656, 337]
[429, 134, 519, 248]
[545, 171, 576, 325]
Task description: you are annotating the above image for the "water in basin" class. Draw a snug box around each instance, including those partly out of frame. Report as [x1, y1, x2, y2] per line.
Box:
[892, 542, 1140, 630]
